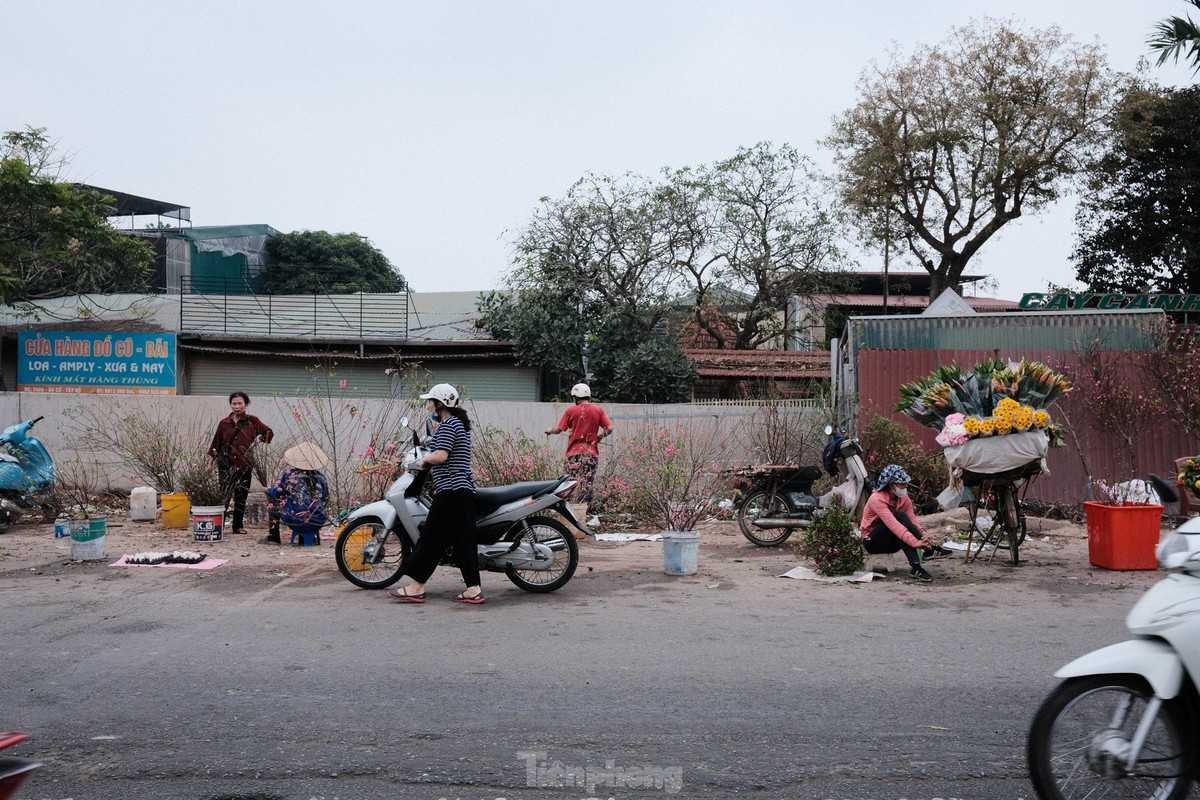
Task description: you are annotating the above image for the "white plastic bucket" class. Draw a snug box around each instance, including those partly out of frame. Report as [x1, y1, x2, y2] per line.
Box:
[70, 517, 107, 561]
[129, 486, 157, 521]
[662, 531, 700, 575]
[192, 506, 224, 542]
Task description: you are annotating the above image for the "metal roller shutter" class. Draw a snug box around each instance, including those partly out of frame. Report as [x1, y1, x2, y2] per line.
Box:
[185, 354, 393, 398]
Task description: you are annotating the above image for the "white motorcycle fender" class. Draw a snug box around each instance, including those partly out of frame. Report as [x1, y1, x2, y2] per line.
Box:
[347, 498, 399, 531]
[1055, 639, 1184, 699]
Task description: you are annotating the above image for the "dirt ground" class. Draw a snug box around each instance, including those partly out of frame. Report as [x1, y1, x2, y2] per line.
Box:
[0, 504, 1171, 597]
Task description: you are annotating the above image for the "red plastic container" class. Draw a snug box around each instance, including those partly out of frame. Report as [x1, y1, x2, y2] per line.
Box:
[1083, 502, 1164, 571]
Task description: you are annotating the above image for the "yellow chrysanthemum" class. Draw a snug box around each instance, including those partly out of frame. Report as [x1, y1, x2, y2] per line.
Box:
[979, 418, 995, 435]
[996, 397, 1020, 411]
[962, 416, 982, 435]
[1033, 410, 1050, 428]
[995, 418, 1013, 435]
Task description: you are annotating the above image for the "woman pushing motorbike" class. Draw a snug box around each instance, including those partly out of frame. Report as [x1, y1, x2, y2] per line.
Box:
[386, 383, 485, 605]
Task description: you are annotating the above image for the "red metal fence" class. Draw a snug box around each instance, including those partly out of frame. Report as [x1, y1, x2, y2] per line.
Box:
[855, 348, 1200, 506]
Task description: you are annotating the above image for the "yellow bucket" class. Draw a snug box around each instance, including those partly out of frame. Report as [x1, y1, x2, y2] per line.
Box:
[161, 492, 191, 529]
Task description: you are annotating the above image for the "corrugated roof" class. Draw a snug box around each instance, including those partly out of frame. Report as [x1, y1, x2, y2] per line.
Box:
[805, 293, 1019, 312]
[847, 308, 1164, 351]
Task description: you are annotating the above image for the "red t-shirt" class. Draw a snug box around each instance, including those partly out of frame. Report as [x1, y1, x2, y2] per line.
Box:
[557, 403, 613, 458]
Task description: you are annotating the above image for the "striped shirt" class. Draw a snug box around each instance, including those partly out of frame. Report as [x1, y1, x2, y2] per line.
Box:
[427, 414, 476, 493]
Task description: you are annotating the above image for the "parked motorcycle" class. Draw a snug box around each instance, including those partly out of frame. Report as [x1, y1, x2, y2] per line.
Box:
[0, 417, 56, 532]
[1026, 476, 1199, 799]
[335, 417, 581, 593]
[734, 425, 870, 547]
[0, 732, 40, 800]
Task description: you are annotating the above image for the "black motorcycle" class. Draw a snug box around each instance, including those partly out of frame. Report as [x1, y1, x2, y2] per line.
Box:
[734, 426, 870, 547]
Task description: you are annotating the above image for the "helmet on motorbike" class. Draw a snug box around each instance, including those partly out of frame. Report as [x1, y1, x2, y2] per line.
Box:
[875, 464, 911, 492]
[419, 383, 461, 408]
[570, 383, 591, 399]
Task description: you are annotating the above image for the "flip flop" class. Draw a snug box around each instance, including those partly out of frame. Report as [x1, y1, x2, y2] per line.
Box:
[387, 586, 426, 603]
[452, 592, 486, 605]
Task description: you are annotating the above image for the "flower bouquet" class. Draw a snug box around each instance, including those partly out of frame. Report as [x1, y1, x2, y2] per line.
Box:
[897, 358, 1069, 447]
[1179, 458, 1200, 501]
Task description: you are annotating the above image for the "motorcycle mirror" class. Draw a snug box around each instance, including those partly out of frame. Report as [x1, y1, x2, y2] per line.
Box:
[824, 425, 834, 435]
[399, 416, 409, 430]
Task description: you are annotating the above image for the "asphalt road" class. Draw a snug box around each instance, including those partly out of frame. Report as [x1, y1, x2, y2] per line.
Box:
[0, 539, 1157, 800]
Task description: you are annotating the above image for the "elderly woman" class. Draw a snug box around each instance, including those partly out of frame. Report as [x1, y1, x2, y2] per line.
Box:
[859, 464, 939, 582]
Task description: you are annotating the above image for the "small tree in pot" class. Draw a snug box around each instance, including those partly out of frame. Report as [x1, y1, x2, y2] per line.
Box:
[795, 498, 865, 577]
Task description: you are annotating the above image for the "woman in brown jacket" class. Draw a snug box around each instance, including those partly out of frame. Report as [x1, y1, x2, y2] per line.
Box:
[208, 391, 273, 535]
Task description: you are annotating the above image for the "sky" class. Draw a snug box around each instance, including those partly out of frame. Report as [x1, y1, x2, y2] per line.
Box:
[3, 1, 1196, 300]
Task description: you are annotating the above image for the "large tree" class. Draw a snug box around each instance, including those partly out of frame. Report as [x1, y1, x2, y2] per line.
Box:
[261, 230, 405, 294]
[0, 127, 155, 301]
[483, 171, 698, 402]
[1149, 0, 1200, 73]
[1074, 83, 1200, 293]
[479, 144, 847, 401]
[825, 17, 1114, 298]
[692, 143, 847, 349]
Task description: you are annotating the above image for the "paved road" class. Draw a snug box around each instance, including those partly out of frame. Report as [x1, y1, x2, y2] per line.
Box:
[0, 543, 1151, 800]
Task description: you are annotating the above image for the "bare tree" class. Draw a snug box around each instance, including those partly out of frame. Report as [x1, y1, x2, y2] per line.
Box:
[825, 17, 1115, 299]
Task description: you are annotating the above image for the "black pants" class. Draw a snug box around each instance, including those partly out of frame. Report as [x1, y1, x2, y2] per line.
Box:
[401, 489, 479, 587]
[863, 511, 924, 568]
[218, 461, 252, 531]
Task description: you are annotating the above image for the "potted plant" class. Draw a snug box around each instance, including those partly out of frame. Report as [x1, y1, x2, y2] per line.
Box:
[616, 425, 727, 575]
[1083, 479, 1165, 571]
[795, 498, 865, 577]
[45, 455, 110, 561]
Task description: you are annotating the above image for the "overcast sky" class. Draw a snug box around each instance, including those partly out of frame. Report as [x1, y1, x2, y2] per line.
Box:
[3, 1, 1195, 299]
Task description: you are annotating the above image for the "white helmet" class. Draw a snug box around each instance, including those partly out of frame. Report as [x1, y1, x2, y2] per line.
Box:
[570, 383, 591, 398]
[419, 383, 460, 408]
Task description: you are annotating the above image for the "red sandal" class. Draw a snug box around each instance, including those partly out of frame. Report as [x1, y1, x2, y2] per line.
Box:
[452, 592, 485, 605]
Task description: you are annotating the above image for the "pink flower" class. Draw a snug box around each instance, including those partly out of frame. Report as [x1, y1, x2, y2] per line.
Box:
[339, 380, 347, 388]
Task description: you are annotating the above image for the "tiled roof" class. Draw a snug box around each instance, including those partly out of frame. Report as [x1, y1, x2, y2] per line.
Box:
[684, 349, 830, 379]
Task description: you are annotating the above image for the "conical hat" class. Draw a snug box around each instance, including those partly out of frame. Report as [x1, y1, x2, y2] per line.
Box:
[283, 442, 330, 471]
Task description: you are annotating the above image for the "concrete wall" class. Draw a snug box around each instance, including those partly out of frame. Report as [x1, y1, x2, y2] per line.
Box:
[1, 393, 829, 492]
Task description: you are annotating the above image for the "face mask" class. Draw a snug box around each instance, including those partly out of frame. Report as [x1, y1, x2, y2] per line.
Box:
[894, 487, 908, 498]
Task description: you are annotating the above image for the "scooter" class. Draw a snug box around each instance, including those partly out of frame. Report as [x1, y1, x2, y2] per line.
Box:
[1026, 476, 1200, 800]
[734, 425, 870, 547]
[0, 417, 56, 532]
[335, 417, 581, 593]
[0, 732, 40, 800]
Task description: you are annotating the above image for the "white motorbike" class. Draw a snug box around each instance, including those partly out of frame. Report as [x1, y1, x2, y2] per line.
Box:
[335, 417, 582, 593]
[1027, 477, 1200, 799]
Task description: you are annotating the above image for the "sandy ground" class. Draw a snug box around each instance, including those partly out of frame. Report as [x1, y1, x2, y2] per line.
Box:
[0, 504, 1171, 599]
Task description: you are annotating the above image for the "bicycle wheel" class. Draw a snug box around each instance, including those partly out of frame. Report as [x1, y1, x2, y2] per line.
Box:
[334, 518, 410, 589]
[1028, 675, 1193, 800]
[736, 488, 794, 547]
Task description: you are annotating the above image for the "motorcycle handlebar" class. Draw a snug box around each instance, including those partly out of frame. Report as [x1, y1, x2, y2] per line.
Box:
[30, 416, 43, 425]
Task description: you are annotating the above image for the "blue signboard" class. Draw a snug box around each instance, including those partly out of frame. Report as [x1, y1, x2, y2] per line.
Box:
[18, 332, 177, 395]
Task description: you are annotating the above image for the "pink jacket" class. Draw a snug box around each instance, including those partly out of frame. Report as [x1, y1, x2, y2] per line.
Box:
[859, 490, 926, 547]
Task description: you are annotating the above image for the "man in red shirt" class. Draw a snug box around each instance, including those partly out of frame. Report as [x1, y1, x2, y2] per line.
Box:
[545, 383, 613, 527]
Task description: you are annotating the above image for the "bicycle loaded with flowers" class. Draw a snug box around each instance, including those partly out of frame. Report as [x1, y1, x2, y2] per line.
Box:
[896, 358, 1072, 563]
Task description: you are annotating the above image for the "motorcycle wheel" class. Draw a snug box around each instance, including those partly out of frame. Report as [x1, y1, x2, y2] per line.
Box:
[334, 519, 411, 590]
[736, 488, 795, 547]
[505, 515, 578, 593]
[1027, 675, 1194, 800]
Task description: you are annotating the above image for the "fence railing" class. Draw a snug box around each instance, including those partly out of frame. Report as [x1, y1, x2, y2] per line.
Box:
[179, 277, 408, 341]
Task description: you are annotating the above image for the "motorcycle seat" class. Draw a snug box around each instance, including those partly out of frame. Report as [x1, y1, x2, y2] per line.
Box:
[474, 480, 562, 513]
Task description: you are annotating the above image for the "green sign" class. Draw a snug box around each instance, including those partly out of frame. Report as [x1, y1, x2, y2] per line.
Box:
[1019, 292, 1200, 311]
